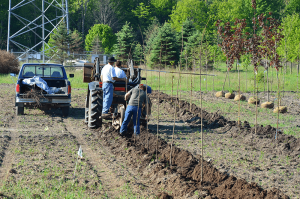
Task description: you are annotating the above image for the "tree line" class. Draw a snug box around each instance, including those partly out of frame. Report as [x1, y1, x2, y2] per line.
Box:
[1, 0, 300, 68]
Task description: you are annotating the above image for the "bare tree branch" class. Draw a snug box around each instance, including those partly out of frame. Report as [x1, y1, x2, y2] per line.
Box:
[92, 0, 121, 31]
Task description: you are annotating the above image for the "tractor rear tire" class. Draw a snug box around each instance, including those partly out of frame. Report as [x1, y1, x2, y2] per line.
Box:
[88, 90, 102, 128]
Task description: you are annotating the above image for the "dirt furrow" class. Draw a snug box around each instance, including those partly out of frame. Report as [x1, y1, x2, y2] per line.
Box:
[87, 122, 289, 198]
[0, 115, 19, 189]
[0, 133, 13, 188]
[64, 117, 156, 198]
[148, 91, 299, 198]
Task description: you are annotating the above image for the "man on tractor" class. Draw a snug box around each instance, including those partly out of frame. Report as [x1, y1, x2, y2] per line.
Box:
[114, 61, 127, 81]
[101, 57, 126, 117]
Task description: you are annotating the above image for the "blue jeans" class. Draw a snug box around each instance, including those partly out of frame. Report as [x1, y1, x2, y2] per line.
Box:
[120, 105, 141, 135]
[102, 83, 113, 113]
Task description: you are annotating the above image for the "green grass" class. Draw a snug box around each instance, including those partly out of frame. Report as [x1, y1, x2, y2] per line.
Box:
[141, 63, 300, 94]
[1, 177, 90, 199]
[0, 73, 16, 84]
[65, 68, 88, 89]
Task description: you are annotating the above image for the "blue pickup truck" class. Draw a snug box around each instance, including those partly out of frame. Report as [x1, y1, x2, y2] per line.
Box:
[15, 63, 73, 116]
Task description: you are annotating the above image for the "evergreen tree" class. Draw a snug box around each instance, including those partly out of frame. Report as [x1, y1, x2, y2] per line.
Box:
[113, 22, 135, 61]
[132, 2, 153, 32]
[183, 30, 202, 69]
[133, 43, 144, 64]
[182, 18, 196, 45]
[178, 19, 197, 69]
[70, 29, 84, 53]
[144, 18, 161, 57]
[45, 22, 82, 64]
[149, 23, 180, 68]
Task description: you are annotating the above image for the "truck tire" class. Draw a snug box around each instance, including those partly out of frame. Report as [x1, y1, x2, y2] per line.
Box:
[88, 90, 102, 128]
[16, 105, 24, 115]
[61, 106, 69, 117]
[84, 97, 88, 124]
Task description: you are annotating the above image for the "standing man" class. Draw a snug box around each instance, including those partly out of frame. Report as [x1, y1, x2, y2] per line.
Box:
[120, 84, 147, 136]
[101, 57, 126, 117]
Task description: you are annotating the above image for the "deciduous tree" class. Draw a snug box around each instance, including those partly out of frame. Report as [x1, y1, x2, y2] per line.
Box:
[85, 24, 116, 54]
[278, 14, 300, 64]
[170, 0, 209, 32]
[92, 0, 120, 31]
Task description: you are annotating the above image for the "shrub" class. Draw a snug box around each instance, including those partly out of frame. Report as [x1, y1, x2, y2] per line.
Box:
[0, 50, 19, 74]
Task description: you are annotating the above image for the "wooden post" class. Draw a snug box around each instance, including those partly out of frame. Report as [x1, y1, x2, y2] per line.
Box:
[146, 64, 149, 150]
[156, 41, 162, 162]
[190, 77, 192, 112]
[255, 71, 258, 134]
[276, 70, 279, 140]
[267, 67, 270, 102]
[171, 76, 174, 103]
[238, 61, 240, 126]
[170, 78, 179, 167]
[297, 51, 299, 94]
[213, 48, 215, 95]
[199, 42, 204, 183]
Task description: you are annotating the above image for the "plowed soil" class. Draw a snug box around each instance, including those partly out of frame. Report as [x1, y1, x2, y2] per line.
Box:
[0, 83, 298, 198]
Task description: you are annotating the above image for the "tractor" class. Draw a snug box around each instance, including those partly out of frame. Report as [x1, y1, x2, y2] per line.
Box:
[83, 57, 151, 129]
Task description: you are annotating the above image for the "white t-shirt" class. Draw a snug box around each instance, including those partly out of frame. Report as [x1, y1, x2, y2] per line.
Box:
[101, 64, 116, 82]
[114, 67, 127, 79]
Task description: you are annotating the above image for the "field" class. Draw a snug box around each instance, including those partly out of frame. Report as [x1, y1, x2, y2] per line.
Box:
[0, 65, 299, 198]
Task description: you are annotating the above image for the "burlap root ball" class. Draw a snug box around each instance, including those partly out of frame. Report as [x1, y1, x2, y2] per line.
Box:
[248, 97, 260, 105]
[273, 106, 287, 113]
[234, 94, 246, 101]
[261, 102, 274, 109]
[225, 92, 235, 99]
[215, 91, 225, 97]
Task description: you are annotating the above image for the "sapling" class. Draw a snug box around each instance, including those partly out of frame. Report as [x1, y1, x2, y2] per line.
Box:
[217, 19, 247, 125]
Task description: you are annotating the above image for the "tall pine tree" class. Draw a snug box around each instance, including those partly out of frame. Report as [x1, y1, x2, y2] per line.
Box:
[113, 22, 135, 62]
[149, 22, 179, 68]
[133, 43, 144, 64]
[45, 22, 82, 64]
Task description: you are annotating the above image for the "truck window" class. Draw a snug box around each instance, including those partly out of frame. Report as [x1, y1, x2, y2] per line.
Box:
[50, 68, 63, 77]
[23, 66, 35, 77]
[22, 65, 63, 78]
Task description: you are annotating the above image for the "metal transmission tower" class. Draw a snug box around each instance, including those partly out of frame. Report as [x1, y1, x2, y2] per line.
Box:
[7, 0, 69, 62]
